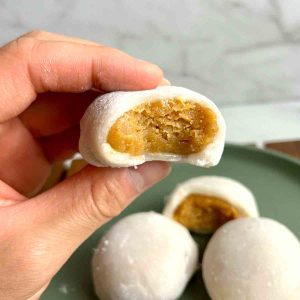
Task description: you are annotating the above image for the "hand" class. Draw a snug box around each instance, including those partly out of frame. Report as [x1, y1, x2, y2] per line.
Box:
[0, 31, 171, 300]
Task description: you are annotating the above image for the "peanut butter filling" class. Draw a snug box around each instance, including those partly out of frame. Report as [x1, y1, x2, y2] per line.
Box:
[107, 98, 218, 156]
[173, 194, 240, 233]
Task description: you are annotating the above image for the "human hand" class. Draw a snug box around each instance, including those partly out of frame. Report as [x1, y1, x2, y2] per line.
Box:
[0, 31, 171, 300]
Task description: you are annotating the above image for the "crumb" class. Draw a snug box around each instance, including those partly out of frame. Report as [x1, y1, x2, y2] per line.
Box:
[59, 284, 69, 295]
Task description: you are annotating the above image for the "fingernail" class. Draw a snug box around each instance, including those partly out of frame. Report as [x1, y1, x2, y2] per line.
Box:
[159, 78, 171, 86]
[128, 162, 171, 192]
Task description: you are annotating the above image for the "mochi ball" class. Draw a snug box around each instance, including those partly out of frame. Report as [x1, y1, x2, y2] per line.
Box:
[202, 218, 300, 300]
[92, 212, 199, 300]
[80, 86, 225, 167]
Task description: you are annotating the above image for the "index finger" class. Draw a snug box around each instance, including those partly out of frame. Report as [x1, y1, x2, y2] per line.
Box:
[0, 33, 163, 122]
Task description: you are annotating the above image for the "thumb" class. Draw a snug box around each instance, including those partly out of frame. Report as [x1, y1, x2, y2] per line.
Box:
[0, 162, 170, 299]
[18, 162, 170, 264]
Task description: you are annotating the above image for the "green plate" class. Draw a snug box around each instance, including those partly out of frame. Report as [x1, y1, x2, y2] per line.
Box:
[42, 144, 300, 300]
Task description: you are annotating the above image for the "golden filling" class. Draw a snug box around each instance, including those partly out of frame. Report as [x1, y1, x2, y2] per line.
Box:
[107, 98, 218, 156]
[173, 194, 240, 233]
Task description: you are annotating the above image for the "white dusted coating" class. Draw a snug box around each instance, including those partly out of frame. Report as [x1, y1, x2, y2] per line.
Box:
[79, 86, 225, 167]
[92, 212, 199, 300]
[202, 218, 300, 300]
[163, 176, 259, 221]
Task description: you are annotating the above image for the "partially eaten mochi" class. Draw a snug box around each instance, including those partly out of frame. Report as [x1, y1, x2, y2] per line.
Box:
[92, 212, 199, 300]
[163, 176, 259, 234]
[79, 86, 225, 167]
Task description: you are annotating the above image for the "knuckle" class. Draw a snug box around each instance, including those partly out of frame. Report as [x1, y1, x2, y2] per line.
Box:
[23, 30, 47, 39]
[5, 35, 36, 58]
[3, 30, 51, 58]
[87, 170, 133, 222]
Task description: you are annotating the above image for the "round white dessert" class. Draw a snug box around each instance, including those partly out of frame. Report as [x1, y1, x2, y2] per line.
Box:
[92, 212, 199, 300]
[202, 217, 300, 300]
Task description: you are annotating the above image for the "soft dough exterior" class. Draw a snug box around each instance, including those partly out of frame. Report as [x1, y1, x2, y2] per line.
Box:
[202, 218, 300, 300]
[163, 176, 259, 220]
[92, 212, 199, 300]
[79, 86, 225, 167]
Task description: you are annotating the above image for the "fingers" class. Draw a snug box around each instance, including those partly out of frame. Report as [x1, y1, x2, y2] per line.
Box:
[159, 78, 171, 86]
[0, 162, 170, 299]
[7, 162, 170, 279]
[39, 125, 80, 162]
[20, 90, 100, 137]
[0, 32, 164, 122]
[0, 118, 50, 196]
[0, 180, 26, 207]
[32, 162, 170, 232]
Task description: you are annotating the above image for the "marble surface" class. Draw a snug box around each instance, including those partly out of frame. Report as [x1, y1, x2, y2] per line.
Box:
[1, 0, 300, 105]
[0, 0, 299, 143]
[221, 101, 300, 144]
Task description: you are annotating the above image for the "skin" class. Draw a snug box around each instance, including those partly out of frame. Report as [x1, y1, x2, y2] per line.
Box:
[0, 31, 171, 300]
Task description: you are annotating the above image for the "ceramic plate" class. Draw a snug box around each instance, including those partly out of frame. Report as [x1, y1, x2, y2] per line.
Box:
[42, 144, 300, 299]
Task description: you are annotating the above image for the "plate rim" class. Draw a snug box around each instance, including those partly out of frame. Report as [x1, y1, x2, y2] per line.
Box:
[225, 143, 300, 167]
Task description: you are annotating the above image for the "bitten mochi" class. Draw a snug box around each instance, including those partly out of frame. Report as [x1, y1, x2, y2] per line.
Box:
[163, 176, 258, 233]
[80, 86, 225, 167]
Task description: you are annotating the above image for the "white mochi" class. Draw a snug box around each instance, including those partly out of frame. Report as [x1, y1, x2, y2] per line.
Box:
[92, 212, 199, 300]
[79, 86, 225, 167]
[203, 218, 300, 300]
[163, 176, 259, 231]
